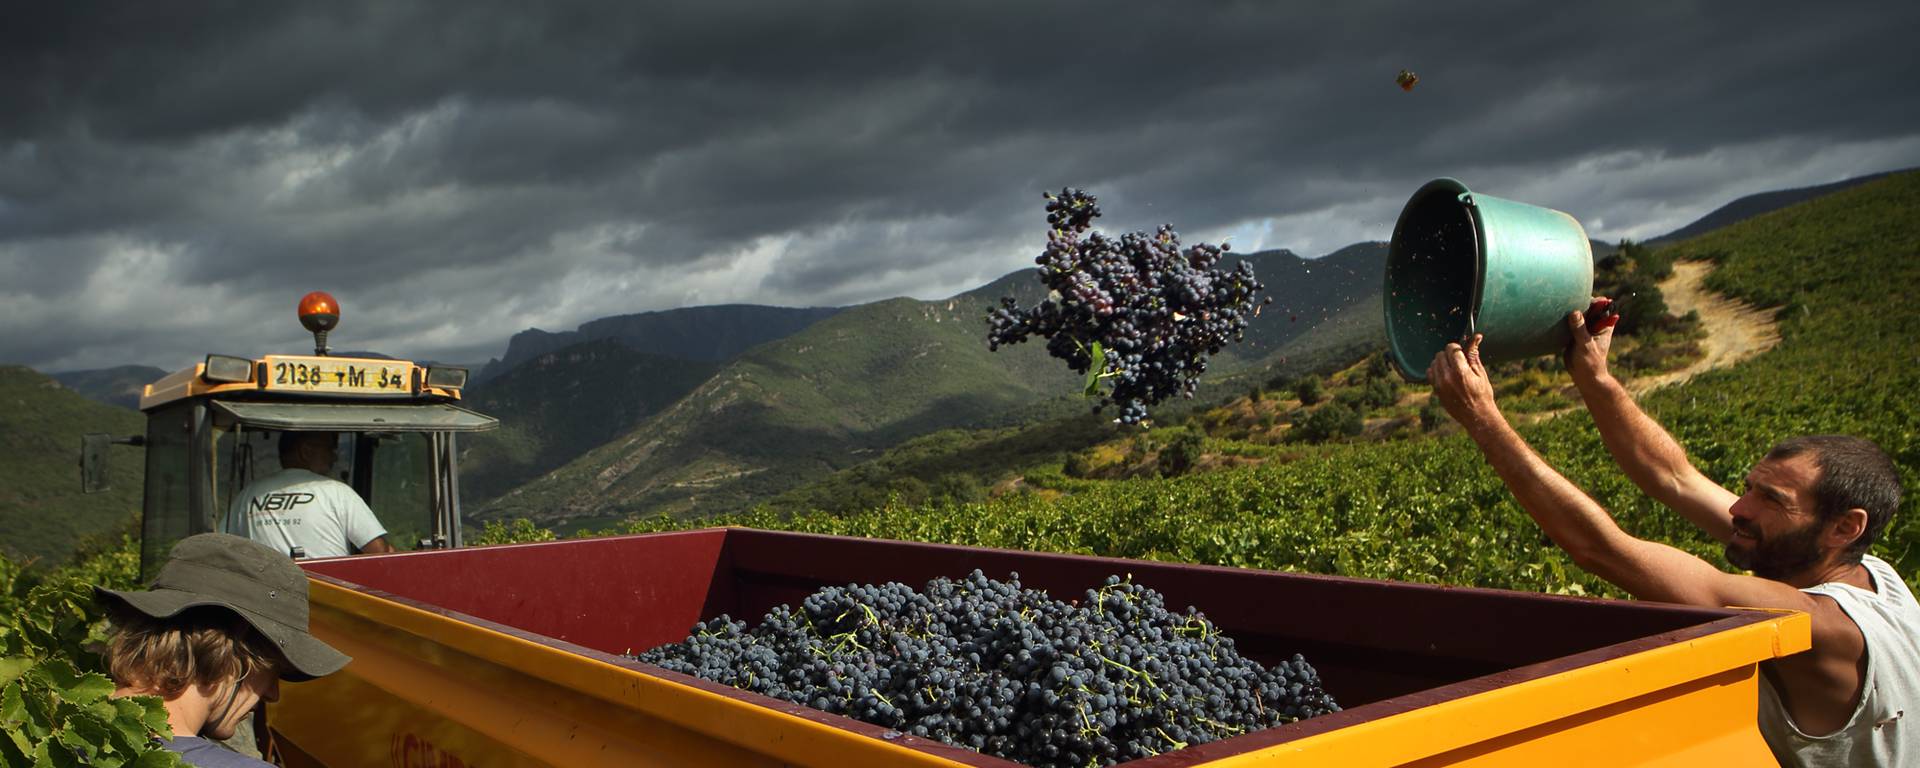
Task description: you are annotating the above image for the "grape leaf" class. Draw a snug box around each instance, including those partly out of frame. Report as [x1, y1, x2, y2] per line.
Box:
[2, 679, 25, 724]
[0, 733, 27, 767]
[131, 749, 184, 767]
[0, 657, 29, 689]
[57, 672, 113, 706]
[109, 698, 156, 753]
[134, 696, 171, 739]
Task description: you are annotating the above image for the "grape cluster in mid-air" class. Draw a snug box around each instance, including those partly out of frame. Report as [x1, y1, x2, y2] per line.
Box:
[987, 188, 1269, 425]
[636, 571, 1338, 767]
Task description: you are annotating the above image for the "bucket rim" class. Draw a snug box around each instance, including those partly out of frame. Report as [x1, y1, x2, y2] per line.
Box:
[1385, 177, 1484, 382]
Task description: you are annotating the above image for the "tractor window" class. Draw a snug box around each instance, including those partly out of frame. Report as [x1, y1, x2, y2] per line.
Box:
[219, 430, 430, 553]
[139, 403, 195, 578]
[364, 432, 433, 552]
[214, 429, 342, 537]
[215, 428, 275, 537]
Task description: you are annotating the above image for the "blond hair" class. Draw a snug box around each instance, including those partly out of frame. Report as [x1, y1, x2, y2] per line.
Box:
[105, 605, 278, 699]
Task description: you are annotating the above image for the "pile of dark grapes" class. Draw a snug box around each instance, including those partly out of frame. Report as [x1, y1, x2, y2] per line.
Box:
[987, 189, 1269, 425]
[637, 571, 1338, 767]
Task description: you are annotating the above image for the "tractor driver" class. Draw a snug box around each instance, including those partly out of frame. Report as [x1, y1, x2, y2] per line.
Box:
[1429, 305, 1915, 768]
[231, 431, 393, 559]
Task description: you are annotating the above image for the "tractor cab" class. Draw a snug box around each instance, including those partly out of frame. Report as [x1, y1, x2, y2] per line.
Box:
[84, 292, 498, 578]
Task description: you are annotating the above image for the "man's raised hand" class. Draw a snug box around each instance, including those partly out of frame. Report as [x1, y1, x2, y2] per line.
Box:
[1428, 333, 1499, 432]
[1565, 297, 1618, 386]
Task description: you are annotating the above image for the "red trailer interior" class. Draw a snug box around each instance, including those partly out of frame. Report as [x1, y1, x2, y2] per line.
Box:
[302, 528, 1785, 765]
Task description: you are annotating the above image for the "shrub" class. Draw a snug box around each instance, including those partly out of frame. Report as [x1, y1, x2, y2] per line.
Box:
[1159, 431, 1206, 477]
[1609, 273, 1670, 336]
[931, 473, 985, 504]
[1062, 451, 1095, 479]
[476, 518, 558, 545]
[1359, 376, 1402, 411]
[1621, 239, 1675, 281]
[1293, 376, 1326, 406]
[1419, 398, 1448, 432]
[1292, 403, 1363, 443]
[1366, 351, 1396, 380]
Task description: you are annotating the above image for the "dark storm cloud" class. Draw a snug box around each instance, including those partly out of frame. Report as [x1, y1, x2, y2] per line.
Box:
[3, 0, 1918, 371]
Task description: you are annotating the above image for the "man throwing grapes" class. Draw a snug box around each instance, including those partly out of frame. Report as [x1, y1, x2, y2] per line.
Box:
[1429, 304, 1915, 767]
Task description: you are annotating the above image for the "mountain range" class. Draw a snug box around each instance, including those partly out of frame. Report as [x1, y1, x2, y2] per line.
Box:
[474, 305, 842, 384]
[469, 243, 1402, 526]
[17, 169, 1904, 559]
[459, 340, 723, 505]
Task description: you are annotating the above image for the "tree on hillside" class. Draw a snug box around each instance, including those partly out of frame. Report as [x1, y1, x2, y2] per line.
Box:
[931, 473, 985, 504]
[1159, 431, 1206, 477]
[1292, 402, 1362, 443]
[1595, 239, 1675, 337]
[1336, 373, 1400, 412]
[1366, 351, 1395, 380]
[1294, 375, 1326, 405]
[1419, 397, 1447, 432]
[1360, 376, 1402, 411]
[1618, 239, 1674, 280]
[1610, 272, 1670, 336]
[1063, 451, 1096, 478]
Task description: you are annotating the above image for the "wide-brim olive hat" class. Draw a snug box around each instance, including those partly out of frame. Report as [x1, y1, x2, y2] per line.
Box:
[96, 533, 349, 681]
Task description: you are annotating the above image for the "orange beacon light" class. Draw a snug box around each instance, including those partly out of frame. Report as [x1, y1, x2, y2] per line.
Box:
[299, 291, 340, 355]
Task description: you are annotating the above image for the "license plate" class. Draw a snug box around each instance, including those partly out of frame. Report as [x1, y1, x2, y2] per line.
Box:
[262, 355, 413, 394]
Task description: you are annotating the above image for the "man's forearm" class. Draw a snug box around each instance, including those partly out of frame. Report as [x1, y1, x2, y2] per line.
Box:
[1576, 374, 1705, 503]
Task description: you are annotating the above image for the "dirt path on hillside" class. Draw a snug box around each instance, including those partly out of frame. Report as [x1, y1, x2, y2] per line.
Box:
[1618, 259, 1780, 396]
[1393, 258, 1780, 422]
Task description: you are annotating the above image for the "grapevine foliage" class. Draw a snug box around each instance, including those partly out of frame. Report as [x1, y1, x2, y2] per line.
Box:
[638, 571, 1337, 767]
[2, 537, 182, 766]
[988, 189, 1269, 425]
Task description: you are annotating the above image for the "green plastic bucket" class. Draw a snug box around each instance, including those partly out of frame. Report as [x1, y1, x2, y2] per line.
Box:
[1384, 178, 1593, 381]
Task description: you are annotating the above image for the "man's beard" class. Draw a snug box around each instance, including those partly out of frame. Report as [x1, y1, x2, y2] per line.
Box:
[1726, 518, 1827, 580]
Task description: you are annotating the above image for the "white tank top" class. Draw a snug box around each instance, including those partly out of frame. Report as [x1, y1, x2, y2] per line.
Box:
[1757, 554, 1920, 767]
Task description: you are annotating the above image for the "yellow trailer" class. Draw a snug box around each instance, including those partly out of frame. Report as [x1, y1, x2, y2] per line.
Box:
[271, 528, 1808, 767]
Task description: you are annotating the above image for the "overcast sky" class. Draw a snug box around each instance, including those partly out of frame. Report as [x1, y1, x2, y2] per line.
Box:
[4, 1, 1917, 372]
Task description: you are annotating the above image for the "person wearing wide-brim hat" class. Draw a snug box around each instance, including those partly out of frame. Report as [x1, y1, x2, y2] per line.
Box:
[97, 533, 350, 767]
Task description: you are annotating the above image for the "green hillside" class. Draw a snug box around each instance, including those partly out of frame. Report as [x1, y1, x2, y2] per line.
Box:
[478, 237, 1396, 527]
[1648, 169, 1909, 244]
[480, 241, 1389, 527]
[0, 367, 146, 565]
[598, 170, 1920, 594]
[477, 293, 1087, 525]
[1215, 290, 1387, 392]
[1213, 243, 1386, 368]
[754, 295, 1390, 517]
[459, 339, 723, 507]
